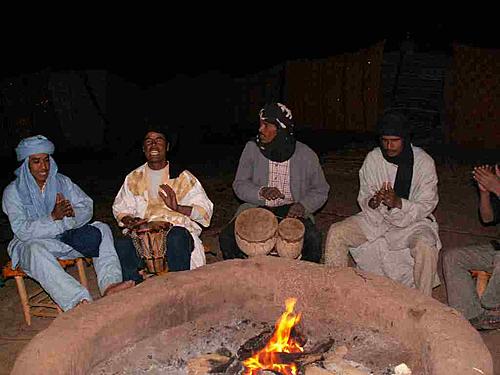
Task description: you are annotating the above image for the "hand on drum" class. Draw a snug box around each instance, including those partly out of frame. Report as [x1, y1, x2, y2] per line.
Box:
[260, 187, 285, 200]
[134, 221, 172, 234]
[159, 184, 179, 211]
[287, 202, 305, 219]
[121, 216, 148, 230]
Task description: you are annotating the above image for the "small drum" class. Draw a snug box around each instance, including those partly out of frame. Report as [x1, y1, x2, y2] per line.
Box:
[276, 218, 305, 259]
[235, 208, 278, 257]
[130, 223, 170, 274]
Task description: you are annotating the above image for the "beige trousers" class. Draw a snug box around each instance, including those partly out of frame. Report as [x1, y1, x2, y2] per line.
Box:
[324, 216, 438, 296]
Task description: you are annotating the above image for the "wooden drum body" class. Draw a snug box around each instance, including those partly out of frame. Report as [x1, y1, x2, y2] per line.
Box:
[235, 208, 278, 257]
[132, 228, 169, 274]
[276, 218, 305, 259]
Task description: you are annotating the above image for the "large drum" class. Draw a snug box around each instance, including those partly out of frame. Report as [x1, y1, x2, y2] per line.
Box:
[130, 222, 171, 274]
[234, 208, 278, 257]
[276, 218, 305, 259]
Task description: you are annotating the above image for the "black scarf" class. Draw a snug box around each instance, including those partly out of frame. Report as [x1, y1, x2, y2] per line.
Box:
[381, 139, 414, 199]
[255, 129, 296, 163]
[378, 111, 414, 199]
[254, 103, 296, 162]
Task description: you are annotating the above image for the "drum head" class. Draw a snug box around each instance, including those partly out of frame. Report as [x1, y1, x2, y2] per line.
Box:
[278, 218, 305, 242]
[235, 208, 278, 242]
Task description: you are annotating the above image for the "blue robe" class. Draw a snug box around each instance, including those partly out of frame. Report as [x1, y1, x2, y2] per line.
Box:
[2, 173, 123, 311]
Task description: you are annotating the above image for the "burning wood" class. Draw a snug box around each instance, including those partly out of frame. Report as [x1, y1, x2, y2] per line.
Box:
[187, 353, 233, 375]
[238, 298, 336, 375]
[186, 298, 411, 375]
[240, 298, 304, 375]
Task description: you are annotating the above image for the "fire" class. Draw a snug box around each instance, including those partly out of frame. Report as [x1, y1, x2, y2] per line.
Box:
[243, 298, 304, 375]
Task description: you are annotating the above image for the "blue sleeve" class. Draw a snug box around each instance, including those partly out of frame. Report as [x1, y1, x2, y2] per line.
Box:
[58, 176, 94, 230]
[2, 184, 67, 241]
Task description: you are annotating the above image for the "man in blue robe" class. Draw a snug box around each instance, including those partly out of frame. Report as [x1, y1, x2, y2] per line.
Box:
[2, 135, 133, 311]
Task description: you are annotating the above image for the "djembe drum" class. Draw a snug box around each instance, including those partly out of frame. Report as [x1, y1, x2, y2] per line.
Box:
[130, 222, 171, 274]
[234, 208, 278, 257]
[276, 218, 305, 259]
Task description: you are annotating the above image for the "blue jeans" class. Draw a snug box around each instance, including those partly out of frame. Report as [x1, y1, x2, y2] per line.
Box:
[58, 224, 102, 258]
[115, 226, 194, 282]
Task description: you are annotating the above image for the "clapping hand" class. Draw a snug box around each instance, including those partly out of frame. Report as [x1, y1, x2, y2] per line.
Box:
[473, 165, 500, 195]
[379, 182, 402, 209]
[51, 193, 75, 220]
[159, 184, 179, 211]
[260, 187, 285, 200]
[368, 188, 384, 209]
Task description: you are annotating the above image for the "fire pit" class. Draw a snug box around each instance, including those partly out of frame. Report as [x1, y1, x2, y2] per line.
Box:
[12, 257, 493, 374]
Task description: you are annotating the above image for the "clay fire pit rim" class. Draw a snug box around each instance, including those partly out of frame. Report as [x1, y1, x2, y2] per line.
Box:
[11, 257, 493, 375]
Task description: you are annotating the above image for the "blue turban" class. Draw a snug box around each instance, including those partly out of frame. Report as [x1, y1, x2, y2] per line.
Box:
[13, 135, 68, 219]
[15, 135, 55, 162]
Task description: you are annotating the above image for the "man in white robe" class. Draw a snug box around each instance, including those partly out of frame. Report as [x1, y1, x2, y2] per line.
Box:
[113, 128, 213, 281]
[443, 164, 500, 330]
[324, 111, 441, 296]
[2, 135, 132, 311]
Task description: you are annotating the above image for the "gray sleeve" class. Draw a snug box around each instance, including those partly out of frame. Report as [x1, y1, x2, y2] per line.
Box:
[298, 151, 330, 214]
[232, 142, 265, 205]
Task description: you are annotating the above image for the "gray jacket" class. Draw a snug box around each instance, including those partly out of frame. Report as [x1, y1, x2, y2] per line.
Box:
[233, 141, 330, 215]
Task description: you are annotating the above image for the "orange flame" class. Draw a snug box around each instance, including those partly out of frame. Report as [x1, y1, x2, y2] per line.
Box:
[243, 298, 304, 375]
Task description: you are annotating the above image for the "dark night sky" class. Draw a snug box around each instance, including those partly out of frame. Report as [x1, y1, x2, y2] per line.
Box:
[1, 15, 498, 86]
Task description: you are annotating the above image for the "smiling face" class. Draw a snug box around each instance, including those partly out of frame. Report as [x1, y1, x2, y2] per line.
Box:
[28, 153, 50, 188]
[381, 135, 404, 157]
[143, 131, 168, 169]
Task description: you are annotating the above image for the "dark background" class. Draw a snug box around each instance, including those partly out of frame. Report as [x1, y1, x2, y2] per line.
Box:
[2, 17, 498, 87]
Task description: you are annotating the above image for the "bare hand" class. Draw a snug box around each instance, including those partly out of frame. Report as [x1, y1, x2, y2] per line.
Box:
[287, 203, 306, 218]
[473, 165, 500, 195]
[260, 187, 285, 200]
[368, 189, 384, 209]
[134, 221, 172, 234]
[51, 193, 75, 220]
[122, 216, 148, 230]
[159, 184, 179, 211]
[379, 182, 402, 209]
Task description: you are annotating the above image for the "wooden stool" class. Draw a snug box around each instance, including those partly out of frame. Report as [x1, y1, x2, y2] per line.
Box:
[470, 270, 492, 298]
[2, 258, 89, 325]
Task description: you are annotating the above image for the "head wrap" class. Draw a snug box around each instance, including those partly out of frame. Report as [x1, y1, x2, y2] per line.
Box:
[377, 110, 414, 199]
[13, 135, 68, 219]
[15, 135, 55, 162]
[254, 103, 296, 162]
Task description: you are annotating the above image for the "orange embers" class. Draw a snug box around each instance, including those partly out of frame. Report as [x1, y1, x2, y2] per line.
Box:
[243, 298, 304, 375]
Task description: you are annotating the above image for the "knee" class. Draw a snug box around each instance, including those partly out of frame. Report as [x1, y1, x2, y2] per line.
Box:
[21, 241, 55, 266]
[114, 237, 135, 256]
[325, 222, 347, 245]
[91, 221, 112, 237]
[412, 238, 437, 255]
[441, 247, 466, 269]
[78, 225, 103, 253]
[167, 226, 192, 246]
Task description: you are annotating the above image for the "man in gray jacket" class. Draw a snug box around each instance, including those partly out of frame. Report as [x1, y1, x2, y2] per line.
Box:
[219, 103, 330, 263]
